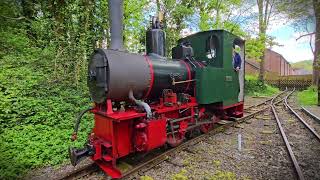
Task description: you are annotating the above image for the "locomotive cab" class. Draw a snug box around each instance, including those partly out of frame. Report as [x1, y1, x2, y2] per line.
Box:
[177, 30, 245, 112]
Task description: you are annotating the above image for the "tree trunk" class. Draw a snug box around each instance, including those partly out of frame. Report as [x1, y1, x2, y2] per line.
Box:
[257, 0, 266, 82]
[313, 0, 320, 106]
[259, 51, 266, 82]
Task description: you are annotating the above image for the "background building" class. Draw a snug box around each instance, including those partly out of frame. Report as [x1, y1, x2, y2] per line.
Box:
[245, 49, 296, 76]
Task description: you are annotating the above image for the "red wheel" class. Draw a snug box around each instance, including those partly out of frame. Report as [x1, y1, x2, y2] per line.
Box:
[167, 133, 184, 147]
[199, 115, 218, 133]
[200, 123, 213, 133]
[166, 120, 187, 147]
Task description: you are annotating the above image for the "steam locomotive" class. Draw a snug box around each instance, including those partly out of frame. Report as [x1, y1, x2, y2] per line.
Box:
[69, 1, 245, 178]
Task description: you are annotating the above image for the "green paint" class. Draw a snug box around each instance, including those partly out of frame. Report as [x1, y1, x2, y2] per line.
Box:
[180, 30, 244, 106]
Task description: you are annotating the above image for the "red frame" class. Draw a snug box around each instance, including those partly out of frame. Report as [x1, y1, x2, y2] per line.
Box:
[88, 93, 243, 178]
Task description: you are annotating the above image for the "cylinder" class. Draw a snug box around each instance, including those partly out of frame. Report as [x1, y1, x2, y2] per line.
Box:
[87, 49, 194, 103]
[146, 29, 166, 56]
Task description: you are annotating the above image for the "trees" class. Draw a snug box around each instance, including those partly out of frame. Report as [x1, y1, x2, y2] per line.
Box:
[256, 0, 277, 82]
[313, 0, 320, 106]
[155, 0, 195, 56]
[279, 1, 317, 84]
[196, 0, 246, 36]
[278, 0, 319, 105]
[124, 0, 148, 52]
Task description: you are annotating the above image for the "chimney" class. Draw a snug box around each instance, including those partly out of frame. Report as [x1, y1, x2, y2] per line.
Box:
[108, 0, 123, 50]
[146, 12, 166, 56]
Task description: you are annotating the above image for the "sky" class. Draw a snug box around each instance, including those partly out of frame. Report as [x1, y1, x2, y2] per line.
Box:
[182, 21, 315, 63]
[268, 24, 314, 63]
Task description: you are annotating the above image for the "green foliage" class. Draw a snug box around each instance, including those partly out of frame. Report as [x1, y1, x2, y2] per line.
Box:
[297, 86, 318, 105]
[276, 0, 314, 32]
[0, 1, 97, 178]
[292, 60, 313, 71]
[171, 169, 188, 180]
[124, 0, 148, 52]
[0, 43, 93, 179]
[245, 75, 279, 96]
[246, 33, 281, 64]
[197, 0, 243, 33]
[209, 170, 236, 180]
[140, 175, 154, 180]
[245, 35, 266, 61]
[221, 21, 246, 37]
[157, 0, 195, 56]
[212, 160, 221, 167]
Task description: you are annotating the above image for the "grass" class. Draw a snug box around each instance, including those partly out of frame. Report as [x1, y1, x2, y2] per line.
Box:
[245, 75, 279, 97]
[297, 86, 318, 106]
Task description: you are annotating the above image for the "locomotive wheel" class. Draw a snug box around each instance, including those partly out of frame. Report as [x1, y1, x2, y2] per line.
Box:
[200, 123, 213, 134]
[199, 115, 218, 134]
[167, 133, 184, 147]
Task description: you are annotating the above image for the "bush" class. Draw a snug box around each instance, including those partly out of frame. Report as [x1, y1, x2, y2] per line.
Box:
[0, 67, 93, 179]
[245, 75, 279, 96]
[0, 38, 93, 179]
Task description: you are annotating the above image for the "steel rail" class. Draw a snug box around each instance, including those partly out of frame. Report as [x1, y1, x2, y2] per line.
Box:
[244, 90, 287, 111]
[271, 89, 305, 180]
[58, 91, 287, 180]
[56, 163, 97, 180]
[301, 107, 320, 123]
[284, 92, 320, 141]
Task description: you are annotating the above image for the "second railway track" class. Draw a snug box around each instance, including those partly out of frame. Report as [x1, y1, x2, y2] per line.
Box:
[271, 89, 320, 180]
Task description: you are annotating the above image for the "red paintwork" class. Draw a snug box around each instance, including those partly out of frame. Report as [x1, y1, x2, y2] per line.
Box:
[163, 90, 177, 105]
[88, 92, 244, 178]
[224, 101, 244, 118]
[223, 101, 244, 110]
[133, 118, 166, 152]
[106, 100, 113, 115]
[180, 60, 192, 91]
[145, 119, 167, 150]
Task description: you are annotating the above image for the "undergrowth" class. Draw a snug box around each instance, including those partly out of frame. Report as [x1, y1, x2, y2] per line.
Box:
[297, 86, 318, 105]
[245, 75, 279, 96]
[0, 39, 93, 179]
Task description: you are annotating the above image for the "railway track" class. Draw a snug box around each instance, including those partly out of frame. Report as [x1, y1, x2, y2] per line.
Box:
[57, 91, 287, 180]
[301, 107, 320, 123]
[271, 89, 320, 180]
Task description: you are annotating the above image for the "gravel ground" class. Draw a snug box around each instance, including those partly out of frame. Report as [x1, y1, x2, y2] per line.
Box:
[244, 96, 270, 108]
[23, 158, 94, 180]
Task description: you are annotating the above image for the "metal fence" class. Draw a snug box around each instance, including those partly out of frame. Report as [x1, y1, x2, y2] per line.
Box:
[265, 75, 312, 90]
